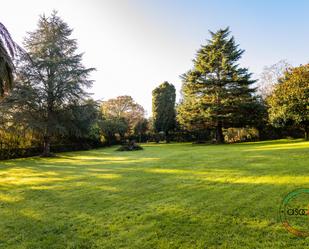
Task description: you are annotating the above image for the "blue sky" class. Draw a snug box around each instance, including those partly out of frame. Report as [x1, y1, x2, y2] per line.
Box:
[139, 0, 309, 72]
[2, 0, 309, 115]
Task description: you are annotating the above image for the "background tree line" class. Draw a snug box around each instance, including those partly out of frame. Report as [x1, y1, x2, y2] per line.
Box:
[0, 16, 308, 159]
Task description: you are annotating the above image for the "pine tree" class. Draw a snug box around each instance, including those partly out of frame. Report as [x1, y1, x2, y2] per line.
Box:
[152, 82, 176, 142]
[177, 28, 256, 143]
[2, 12, 94, 156]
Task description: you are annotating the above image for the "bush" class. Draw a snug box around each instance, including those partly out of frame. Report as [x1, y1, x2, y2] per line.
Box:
[0, 147, 42, 160]
[257, 125, 304, 141]
[0, 142, 104, 161]
[224, 128, 259, 143]
[116, 140, 143, 151]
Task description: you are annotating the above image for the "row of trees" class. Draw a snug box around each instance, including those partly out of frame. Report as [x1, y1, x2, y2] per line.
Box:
[0, 13, 155, 156]
[0, 14, 308, 158]
[151, 28, 308, 143]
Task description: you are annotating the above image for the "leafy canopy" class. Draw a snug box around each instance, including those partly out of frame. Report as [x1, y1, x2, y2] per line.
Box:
[267, 64, 309, 139]
[100, 95, 145, 139]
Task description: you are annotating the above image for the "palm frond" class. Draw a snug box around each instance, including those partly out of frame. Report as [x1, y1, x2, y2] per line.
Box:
[0, 22, 18, 97]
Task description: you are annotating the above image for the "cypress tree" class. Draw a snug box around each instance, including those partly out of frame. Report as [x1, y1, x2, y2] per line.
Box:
[152, 82, 176, 142]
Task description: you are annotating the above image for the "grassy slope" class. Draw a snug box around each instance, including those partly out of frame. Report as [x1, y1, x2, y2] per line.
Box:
[0, 139, 309, 249]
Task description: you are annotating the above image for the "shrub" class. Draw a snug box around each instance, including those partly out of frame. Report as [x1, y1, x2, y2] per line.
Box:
[116, 140, 143, 151]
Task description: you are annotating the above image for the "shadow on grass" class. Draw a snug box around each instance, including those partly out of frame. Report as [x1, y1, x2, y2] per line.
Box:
[0, 139, 309, 248]
[1, 173, 307, 248]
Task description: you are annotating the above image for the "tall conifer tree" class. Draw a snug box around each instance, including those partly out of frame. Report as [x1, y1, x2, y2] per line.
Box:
[3, 12, 94, 155]
[152, 82, 176, 142]
[177, 28, 256, 143]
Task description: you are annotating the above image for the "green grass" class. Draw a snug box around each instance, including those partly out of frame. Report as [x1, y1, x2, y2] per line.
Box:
[0, 139, 309, 248]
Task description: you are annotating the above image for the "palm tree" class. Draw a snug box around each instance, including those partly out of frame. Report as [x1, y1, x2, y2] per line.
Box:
[0, 22, 17, 97]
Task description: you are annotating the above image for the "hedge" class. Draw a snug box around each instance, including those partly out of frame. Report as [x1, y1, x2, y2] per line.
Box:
[0, 143, 102, 161]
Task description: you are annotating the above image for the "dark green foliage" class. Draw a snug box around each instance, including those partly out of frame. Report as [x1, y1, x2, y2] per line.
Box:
[1, 12, 95, 156]
[0, 147, 42, 160]
[59, 99, 100, 140]
[116, 140, 143, 151]
[133, 118, 149, 142]
[152, 81, 176, 142]
[177, 28, 257, 143]
[0, 143, 100, 161]
[99, 117, 128, 145]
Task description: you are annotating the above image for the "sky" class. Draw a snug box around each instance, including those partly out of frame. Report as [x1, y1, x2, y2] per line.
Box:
[1, 0, 309, 115]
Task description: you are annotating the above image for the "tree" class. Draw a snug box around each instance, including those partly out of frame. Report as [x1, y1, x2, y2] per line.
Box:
[0, 22, 19, 97]
[267, 64, 309, 140]
[59, 99, 100, 142]
[2, 12, 94, 156]
[133, 118, 149, 142]
[152, 82, 176, 142]
[258, 60, 290, 99]
[99, 117, 128, 145]
[100, 95, 145, 137]
[177, 97, 210, 140]
[177, 27, 256, 143]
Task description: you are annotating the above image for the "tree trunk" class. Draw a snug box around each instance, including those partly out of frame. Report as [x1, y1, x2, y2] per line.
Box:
[43, 100, 54, 157]
[42, 136, 52, 157]
[155, 133, 159, 143]
[166, 130, 170, 143]
[216, 122, 224, 143]
[305, 126, 309, 141]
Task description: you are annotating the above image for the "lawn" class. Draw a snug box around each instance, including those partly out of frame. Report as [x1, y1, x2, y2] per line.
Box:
[0, 139, 309, 248]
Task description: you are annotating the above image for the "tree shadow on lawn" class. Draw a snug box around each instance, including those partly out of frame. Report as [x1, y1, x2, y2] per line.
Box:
[0, 140, 308, 196]
[0, 141, 308, 191]
[1, 138, 307, 170]
[0, 174, 308, 248]
[236, 138, 305, 146]
[0, 140, 309, 247]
